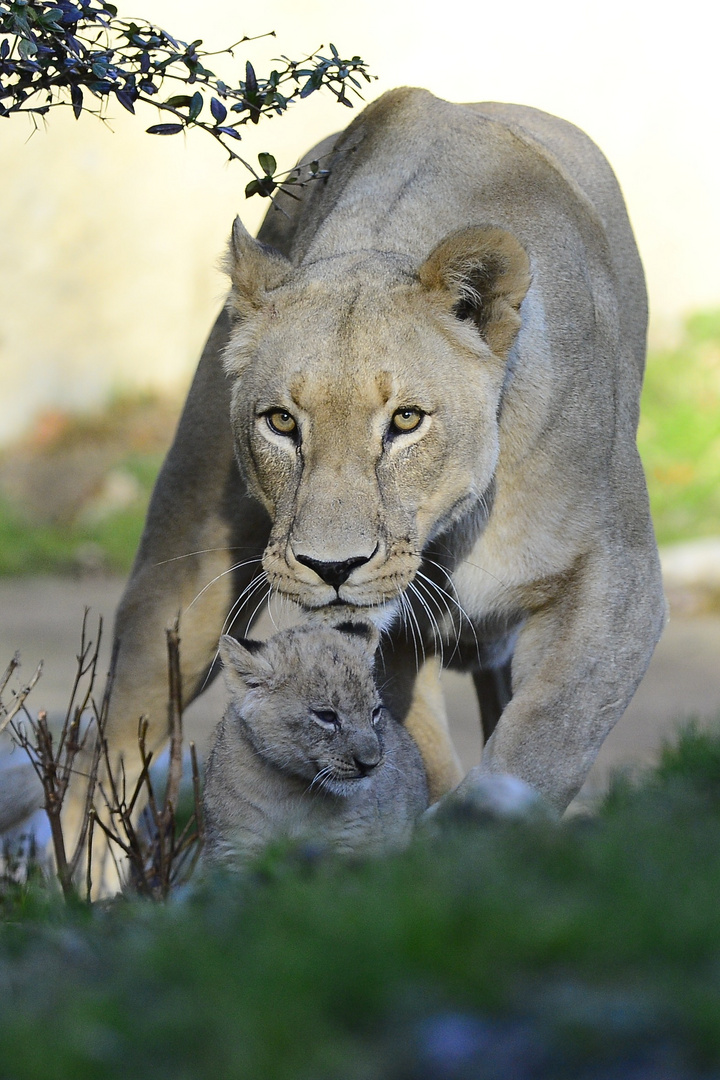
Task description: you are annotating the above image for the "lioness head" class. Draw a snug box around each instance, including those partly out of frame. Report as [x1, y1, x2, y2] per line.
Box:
[223, 219, 530, 612]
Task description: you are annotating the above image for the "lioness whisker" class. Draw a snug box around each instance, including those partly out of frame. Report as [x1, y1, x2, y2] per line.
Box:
[412, 561, 481, 661]
[242, 581, 275, 639]
[414, 570, 468, 663]
[153, 548, 263, 569]
[197, 573, 270, 693]
[413, 571, 462, 660]
[184, 557, 265, 615]
[399, 590, 425, 671]
[407, 581, 444, 669]
[421, 548, 508, 591]
[220, 572, 269, 637]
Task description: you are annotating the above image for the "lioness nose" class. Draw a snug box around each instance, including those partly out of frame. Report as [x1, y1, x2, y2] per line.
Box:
[295, 554, 370, 589]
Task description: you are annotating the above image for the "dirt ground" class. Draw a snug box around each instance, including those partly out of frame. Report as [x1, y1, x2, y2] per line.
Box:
[2, 570, 719, 810]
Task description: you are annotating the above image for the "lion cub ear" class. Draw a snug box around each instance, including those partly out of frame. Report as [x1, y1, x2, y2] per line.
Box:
[219, 634, 274, 693]
[419, 226, 531, 360]
[333, 620, 381, 659]
[224, 216, 292, 320]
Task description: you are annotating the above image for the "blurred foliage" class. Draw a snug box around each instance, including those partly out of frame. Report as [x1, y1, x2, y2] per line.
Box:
[0, 0, 373, 197]
[638, 311, 720, 544]
[4, 723, 720, 1076]
[0, 392, 175, 575]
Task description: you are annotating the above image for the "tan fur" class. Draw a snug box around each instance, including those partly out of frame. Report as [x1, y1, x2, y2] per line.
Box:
[203, 625, 429, 863]
[108, 88, 666, 818]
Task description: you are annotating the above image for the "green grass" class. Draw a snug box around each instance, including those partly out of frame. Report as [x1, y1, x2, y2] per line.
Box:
[639, 311, 720, 544]
[4, 724, 720, 1078]
[0, 454, 162, 575]
[0, 392, 174, 576]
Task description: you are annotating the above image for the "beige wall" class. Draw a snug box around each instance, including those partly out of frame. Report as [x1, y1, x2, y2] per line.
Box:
[1, 0, 718, 443]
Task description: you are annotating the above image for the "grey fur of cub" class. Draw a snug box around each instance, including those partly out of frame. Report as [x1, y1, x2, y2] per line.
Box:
[203, 622, 429, 864]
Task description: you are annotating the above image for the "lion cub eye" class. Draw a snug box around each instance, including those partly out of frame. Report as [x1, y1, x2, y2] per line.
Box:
[390, 407, 424, 435]
[266, 409, 297, 437]
[311, 708, 339, 731]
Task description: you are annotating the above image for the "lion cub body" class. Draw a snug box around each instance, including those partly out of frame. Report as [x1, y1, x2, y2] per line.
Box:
[203, 624, 428, 863]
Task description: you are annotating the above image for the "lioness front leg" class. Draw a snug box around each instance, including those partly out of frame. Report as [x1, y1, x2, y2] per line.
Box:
[379, 646, 462, 803]
[478, 549, 666, 811]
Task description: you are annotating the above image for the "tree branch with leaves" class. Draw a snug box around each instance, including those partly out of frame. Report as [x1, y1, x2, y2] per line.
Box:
[0, 0, 374, 198]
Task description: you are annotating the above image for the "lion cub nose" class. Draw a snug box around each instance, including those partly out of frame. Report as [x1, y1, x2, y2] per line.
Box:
[353, 752, 381, 777]
[295, 554, 370, 589]
[351, 730, 382, 777]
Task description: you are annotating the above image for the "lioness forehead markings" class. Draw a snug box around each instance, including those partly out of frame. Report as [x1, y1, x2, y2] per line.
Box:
[289, 373, 307, 401]
[375, 371, 394, 404]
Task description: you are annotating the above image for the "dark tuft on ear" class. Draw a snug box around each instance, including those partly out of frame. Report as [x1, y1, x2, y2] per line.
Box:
[419, 225, 531, 360]
[219, 633, 274, 692]
[335, 621, 374, 641]
[233, 636, 265, 654]
[332, 619, 380, 659]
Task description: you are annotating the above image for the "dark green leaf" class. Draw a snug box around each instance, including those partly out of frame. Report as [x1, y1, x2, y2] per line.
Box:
[115, 88, 135, 114]
[188, 90, 202, 121]
[245, 59, 257, 97]
[146, 123, 184, 135]
[18, 38, 37, 60]
[210, 96, 226, 123]
[245, 176, 276, 199]
[70, 82, 82, 119]
[164, 95, 192, 108]
[257, 152, 276, 176]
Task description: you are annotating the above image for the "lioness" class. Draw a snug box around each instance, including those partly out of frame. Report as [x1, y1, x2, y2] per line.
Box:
[109, 87, 665, 812]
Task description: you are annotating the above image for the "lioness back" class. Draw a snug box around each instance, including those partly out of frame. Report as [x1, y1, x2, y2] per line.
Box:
[203, 623, 429, 864]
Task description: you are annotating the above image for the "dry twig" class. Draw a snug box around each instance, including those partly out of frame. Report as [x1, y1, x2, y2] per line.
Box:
[4, 614, 204, 902]
[92, 620, 204, 899]
[0, 653, 43, 736]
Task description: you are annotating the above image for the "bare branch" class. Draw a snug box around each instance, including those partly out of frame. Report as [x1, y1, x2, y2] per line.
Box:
[0, 658, 43, 735]
[164, 621, 184, 816]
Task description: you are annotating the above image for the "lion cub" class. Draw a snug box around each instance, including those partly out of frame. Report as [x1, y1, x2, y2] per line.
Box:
[203, 622, 429, 864]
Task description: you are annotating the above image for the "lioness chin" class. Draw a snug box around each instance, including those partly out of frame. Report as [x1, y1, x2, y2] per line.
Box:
[107, 87, 664, 818]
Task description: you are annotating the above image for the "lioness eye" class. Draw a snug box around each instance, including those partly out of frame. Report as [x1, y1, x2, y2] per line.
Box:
[390, 407, 423, 434]
[371, 705, 383, 726]
[266, 409, 297, 437]
[312, 708, 339, 731]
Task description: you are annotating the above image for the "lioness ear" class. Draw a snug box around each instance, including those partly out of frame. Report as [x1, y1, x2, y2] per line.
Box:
[219, 633, 273, 691]
[224, 216, 292, 320]
[419, 226, 530, 359]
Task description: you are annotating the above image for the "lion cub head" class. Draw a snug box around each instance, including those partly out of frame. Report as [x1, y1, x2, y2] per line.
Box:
[223, 219, 530, 614]
[219, 622, 384, 795]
